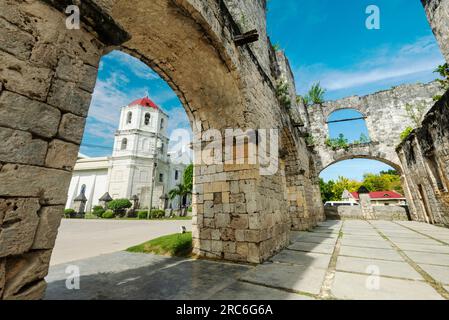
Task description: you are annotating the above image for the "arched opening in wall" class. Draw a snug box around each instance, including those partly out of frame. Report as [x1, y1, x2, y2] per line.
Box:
[319, 158, 409, 219]
[58, 50, 194, 267]
[327, 109, 370, 145]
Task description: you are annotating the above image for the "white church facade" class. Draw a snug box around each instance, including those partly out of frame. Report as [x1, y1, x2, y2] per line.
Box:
[66, 97, 188, 213]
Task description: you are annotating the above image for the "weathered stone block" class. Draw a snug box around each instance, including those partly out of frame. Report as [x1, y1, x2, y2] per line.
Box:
[32, 206, 63, 250]
[3, 249, 51, 299]
[0, 198, 40, 258]
[45, 139, 80, 171]
[47, 79, 93, 117]
[0, 127, 48, 166]
[230, 214, 249, 229]
[215, 214, 230, 228]
[0, 51, 53, 101]
[0, 17, 35, 60]
[0, 164, 71, 205]
[55, 56, 98, 92]
[58, 113, 86, 144]
[0, 91, 61, 138]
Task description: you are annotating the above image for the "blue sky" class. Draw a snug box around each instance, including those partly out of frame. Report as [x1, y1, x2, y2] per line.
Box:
[81, 0, 445, 182]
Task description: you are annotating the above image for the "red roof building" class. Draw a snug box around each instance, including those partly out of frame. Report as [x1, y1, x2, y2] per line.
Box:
[129, 97, 160, 110]
[342, 190, 406, 206]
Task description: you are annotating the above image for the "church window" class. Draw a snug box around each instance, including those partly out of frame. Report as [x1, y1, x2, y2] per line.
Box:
[121, 138, 128, 150]
[144, 113, 151, 125]
[127, 111, 132, 124]
[160, 118, 164, 129]
[175, 170, 179, 180]
[159, 173, 164, 183]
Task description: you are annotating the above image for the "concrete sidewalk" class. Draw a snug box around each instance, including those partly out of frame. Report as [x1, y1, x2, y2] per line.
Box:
[50, 219, 192, 265]
[45, 220, 449, 300]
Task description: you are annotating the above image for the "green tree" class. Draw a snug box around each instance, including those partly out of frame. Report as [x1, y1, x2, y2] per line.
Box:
[435, 63, 449, 91]
[362, 172, 403, 194]
[183, 164, 193, 192]
[319, 178, 335, 203]
[400, 126, 414, 141]
[169, 184, 191, 215]
[331, 176, 361, 200]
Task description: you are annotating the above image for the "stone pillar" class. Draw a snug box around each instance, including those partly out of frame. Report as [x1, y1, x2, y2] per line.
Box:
[72, 193, 87, 218]
[358, 186, 375, 220]
[0, 0, 129, 299]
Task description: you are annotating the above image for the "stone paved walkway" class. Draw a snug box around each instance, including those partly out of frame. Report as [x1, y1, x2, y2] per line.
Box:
[45, 221, 449, 300]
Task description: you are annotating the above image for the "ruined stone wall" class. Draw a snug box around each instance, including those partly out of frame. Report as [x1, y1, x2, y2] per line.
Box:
[306, 82, 442, 173]
[325, 206, 408, 221]
[397, 90, 449, 227]
[0, 0, 326, 299]
[422, 0, 449, 61]
[0, 0, 109, 299]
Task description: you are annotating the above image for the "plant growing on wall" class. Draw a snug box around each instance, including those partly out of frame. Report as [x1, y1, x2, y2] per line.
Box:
[400, 126, 414, 141]
[325, 134, 349, 151]
[276, 79, 292, 108]
[405, 101, 428, 127]
[296, 95, 311, 107]
[305, 82, 326, 105]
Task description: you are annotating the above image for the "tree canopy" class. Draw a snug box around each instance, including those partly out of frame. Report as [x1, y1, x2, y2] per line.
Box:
[319, 170, 403, 203]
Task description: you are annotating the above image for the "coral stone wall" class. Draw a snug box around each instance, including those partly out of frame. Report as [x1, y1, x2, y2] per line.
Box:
[0, 0, 110, 299]
[397, 91, 449, 226]
[306, 82, 442, 173]
[422, 0, 449, 61]
[0, 0, 325, 299]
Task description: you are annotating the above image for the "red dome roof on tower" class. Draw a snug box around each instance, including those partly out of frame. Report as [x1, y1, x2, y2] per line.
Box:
[129, 97, 159, 110]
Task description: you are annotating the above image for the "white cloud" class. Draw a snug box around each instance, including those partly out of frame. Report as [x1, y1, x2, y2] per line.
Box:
[295, 35, 445, 96]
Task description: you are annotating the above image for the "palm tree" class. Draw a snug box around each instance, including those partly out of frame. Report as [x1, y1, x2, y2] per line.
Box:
[169, 184, 191, 216]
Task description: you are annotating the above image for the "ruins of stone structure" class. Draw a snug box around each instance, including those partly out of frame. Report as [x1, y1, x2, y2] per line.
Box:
[397, 91, 449, 226]
[0, 0, 325, 299]
[306, 82, 442, 173]
[0, 0, 448, 300]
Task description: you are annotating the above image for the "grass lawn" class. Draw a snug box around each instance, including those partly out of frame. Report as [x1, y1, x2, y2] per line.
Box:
[126, 232, 193, 257]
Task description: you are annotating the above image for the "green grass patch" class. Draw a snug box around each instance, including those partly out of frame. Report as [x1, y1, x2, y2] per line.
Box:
[127, 232, 193, 257]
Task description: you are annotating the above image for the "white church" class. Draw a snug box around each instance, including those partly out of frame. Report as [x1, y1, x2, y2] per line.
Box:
[65, 97, 189, 213]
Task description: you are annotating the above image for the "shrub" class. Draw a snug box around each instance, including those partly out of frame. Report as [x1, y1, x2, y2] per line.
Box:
[400, 127, 414, 141]
[138, 211, 148, 220]
[102, 210, 115, 219]
[92, 205, 105, 217]
[137, 210, 166, 219]
[107, 199, 132, 215]
[64, 209, 76, 218]
[150, 209, 165, 219]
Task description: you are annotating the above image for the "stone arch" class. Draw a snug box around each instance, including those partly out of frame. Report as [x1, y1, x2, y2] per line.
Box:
[0, 0, 326, 299]
[319, 155, 403, 176]
[326, 108, 370, 143]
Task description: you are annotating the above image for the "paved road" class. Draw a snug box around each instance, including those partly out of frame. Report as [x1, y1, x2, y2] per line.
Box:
[50, 219, 192, 266]
[46, 220, 449, 300]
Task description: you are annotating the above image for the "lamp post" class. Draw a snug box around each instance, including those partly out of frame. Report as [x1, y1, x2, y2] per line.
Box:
[147, 130, 162, 219]
[147, 161, 157, 219]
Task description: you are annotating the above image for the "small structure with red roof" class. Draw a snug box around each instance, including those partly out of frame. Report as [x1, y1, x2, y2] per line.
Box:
[342, 189, 406, 206]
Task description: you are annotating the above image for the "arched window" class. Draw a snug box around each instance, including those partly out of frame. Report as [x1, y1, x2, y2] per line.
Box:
[327, 109, 370, 144]
[127, 111, 132, 124]
[144, 113, 151, 125]
[121, 138, 128, 150]
[161, 143, 165, 153]
[160, 118, 164, 130]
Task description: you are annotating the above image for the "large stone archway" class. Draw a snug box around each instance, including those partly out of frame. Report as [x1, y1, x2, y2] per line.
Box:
[305, 82, 442, 174]
[0, 0, 324, 299]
